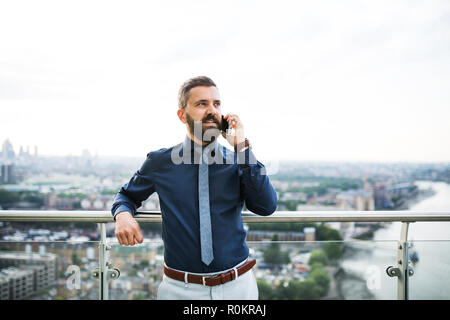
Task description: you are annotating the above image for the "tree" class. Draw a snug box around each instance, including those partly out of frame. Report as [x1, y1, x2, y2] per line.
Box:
[134, 291, 146, 300]
[257, 279, 275, 300]
[0, 189, 20, 208]
[316, 224, 342, 241]
[310, 262, 324, 271]
[309, 266, 331, 296]
[71, 253, 82, 265]
[322, 242, 343, 261]
[139, 260, 149, 268]
[278, 279, 322, 300]
[308, 250, 329, 266]
[263, 234, 290, 267]
[72, 201, 81, 209]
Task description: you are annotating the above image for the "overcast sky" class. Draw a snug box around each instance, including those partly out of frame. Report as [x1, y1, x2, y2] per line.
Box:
[1, 0, 449, 163]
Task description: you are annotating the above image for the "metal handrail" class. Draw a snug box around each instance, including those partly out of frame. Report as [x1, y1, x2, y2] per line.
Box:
[1, 209, 450, 223]
[2, 209, 450, 300]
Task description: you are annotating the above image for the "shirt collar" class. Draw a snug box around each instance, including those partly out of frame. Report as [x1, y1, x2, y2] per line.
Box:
[183, 134, 218, 154]
[182, 134, 221, 164]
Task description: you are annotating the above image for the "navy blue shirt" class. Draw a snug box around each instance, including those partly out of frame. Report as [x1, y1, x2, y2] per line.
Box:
[111, 135, 277, 273]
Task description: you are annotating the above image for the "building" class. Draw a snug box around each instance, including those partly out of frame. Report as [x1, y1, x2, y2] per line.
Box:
[336, 189, 374, 211]
[373, 182, 393, 209]
[79, 193, 159, 211]
[0, 267, 34, 300]
[0, 251, 57, 300]
[0, 164, 15, 184]
[388, 182, 417, 197]
[303, 227, 316, 241]
[296, 204, 344, 211]
[0, 275, 9, 300]
[0, 139, 16, 165]
[246, 231, 305, 242]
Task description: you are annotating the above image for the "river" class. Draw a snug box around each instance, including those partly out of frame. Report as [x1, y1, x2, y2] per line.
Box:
[339, 181, 450, 300]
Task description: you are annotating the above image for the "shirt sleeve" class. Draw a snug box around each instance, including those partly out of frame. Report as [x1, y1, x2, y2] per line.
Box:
[111, 152, 157, 220]
[238, 148, 277, 216]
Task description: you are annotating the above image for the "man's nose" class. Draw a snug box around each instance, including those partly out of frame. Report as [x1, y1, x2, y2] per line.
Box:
[205, 103, 219, 116]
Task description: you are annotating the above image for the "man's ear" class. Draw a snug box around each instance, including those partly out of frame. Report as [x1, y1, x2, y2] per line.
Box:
[177, 109, 186, 124]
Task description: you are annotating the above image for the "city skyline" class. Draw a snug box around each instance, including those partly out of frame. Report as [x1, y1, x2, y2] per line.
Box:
[1, 137, 450, 164]
[1, 1, 450, 163]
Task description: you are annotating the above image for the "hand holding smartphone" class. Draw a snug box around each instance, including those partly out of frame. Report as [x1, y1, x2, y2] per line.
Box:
[221, 115, 229, 132]
[221, 115, 234, 136]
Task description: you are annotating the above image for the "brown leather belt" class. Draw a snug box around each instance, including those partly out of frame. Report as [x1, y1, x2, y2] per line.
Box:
[164, 259, 256, 287]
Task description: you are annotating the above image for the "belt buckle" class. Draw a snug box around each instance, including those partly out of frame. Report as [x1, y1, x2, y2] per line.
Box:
[202, 276, 207, 287]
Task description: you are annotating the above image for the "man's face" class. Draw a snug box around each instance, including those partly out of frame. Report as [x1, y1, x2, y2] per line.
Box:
[183, 86, 222, 141]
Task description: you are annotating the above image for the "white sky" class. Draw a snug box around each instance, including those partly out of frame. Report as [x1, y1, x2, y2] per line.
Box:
[1, 0, 449, 163]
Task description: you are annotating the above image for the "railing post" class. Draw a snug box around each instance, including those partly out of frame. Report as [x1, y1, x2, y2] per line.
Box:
[386, 221, 415, 300]
[92, 223, 120, 300]
[397, 222, 414, 300]
[98, 223, 109, 300]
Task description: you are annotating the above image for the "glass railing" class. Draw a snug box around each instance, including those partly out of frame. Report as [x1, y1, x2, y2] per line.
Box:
[1, 210, 450, 300]
[106, 239, 164, 300]
[0, 239, 400, 300]
[408, 240, 450, 300]
[253, 239, 400, 300]
[0, 240, 98, 300]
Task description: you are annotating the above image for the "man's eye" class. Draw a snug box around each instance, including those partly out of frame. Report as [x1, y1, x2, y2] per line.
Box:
[214, 102, 220, 107]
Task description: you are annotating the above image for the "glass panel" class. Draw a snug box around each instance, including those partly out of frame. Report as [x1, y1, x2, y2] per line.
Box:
[248, 240, 398, 300]
[0, 240, 99, 300]
[408, 240, 450, 300]
[336, 240, 398, 300]
[107, 239, 164, 300]
[0, 238, 400, 300]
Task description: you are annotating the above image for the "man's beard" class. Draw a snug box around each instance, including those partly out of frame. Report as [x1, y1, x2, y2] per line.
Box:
[186, 113, 221, 144]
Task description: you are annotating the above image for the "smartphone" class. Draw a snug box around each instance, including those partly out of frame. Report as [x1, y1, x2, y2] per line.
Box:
[221, 115, 229, 132]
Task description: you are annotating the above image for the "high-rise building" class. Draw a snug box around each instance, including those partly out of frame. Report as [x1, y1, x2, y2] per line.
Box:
[0, 267, 34, 300]
[0, 275, 9, 300]
[0, 139, 15, 165]
[0, 164, 15, 184]
[0, 251, 57, 300]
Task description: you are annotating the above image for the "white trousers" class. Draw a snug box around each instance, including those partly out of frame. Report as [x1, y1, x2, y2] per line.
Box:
[157, 260, 259, 300]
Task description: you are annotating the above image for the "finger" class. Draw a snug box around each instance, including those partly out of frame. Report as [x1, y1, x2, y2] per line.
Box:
[115, 232, 121, 245]
[116, 232, 125, 246]
[227, 115, 237, 126]
[225, 114, 233, 122]
[125, 231, 134, 246]
[136, 230, 144, 243]
[133, 222, 143, 242]
[133, 235, 142, 245]
[115, 228, 123, 245]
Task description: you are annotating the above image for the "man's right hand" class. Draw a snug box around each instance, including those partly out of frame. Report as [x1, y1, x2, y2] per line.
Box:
[114, 211, 144, 246]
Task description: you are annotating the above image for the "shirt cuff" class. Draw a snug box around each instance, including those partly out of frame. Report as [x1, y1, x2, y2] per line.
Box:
[113, 204, 134, 220]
